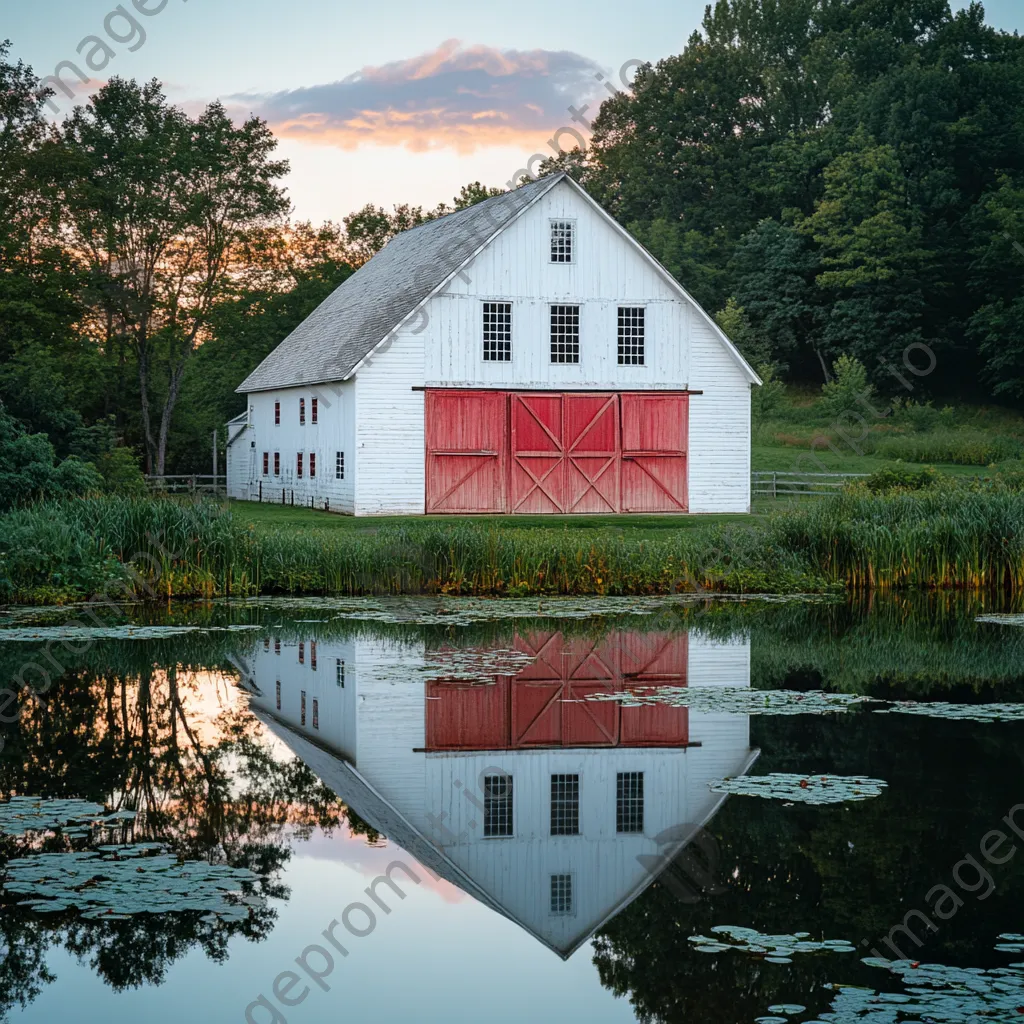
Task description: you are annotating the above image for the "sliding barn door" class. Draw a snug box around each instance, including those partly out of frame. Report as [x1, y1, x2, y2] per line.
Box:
[425, 390, 507, 513]
[620, 393, 689, 512]
[510, 393, 619, 513]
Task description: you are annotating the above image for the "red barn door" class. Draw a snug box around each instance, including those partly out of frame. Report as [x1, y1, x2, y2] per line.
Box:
[621, 393, 689, 512]
[425, 390, 507, 513]
[510, 393, 619, 513]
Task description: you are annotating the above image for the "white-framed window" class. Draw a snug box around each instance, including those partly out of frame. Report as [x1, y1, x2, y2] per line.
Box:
[483, 773, 513, 837]
[483, 301, 512, 362]
[550, 304, 580, 364]
[618, 306, 646, 365]
[550, 774, 580, 835]
[336, 451, 344, 480]
[616, 771, 644, 833]
[550, 874, 573, 915]
[550, 220, 574, 263]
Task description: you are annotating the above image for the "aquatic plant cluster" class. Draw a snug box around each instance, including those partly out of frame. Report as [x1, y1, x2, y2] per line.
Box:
[3, 844, 266, 921]
[690, 925, 858, 963]
[2, 486, 1023, 603]
[710, 774, 889, 805]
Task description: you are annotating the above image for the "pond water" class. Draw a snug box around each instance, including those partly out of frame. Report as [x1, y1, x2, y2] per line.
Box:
[1, 594, 1023, 1023]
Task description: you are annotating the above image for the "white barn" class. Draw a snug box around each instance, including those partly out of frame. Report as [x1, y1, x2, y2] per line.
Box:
[228, 172, 760, 515]
[240, 626, 758, 957]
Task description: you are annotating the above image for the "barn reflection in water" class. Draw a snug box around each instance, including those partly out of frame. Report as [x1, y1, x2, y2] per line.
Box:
[242, 627, 758, 957]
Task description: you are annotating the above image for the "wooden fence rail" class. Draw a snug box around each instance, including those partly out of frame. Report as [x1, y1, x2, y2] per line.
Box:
[145, 474, 226, 496]
[752, 470, 868, 498]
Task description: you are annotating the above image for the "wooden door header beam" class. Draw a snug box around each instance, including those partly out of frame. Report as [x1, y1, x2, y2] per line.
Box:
[413, 386, 703, 395]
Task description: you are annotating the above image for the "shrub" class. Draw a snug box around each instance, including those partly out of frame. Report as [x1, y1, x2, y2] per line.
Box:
[95, 447, 148, 495]
[752, 362, 787, 420]
[864, 465, 941, 493]
[819, 355, 876, 422]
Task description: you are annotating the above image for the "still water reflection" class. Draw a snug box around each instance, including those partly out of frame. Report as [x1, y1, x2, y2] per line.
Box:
[0, 596, 1022, 1023]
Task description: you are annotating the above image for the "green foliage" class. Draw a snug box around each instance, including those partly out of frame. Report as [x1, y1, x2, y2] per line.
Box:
[93, 447, 147, 495]
[0, 404, 102, 511]
[751, 362, 787, 420]
[864, 465, 940, 493]
[871, 429, 1022, 465]
[819, 355, 875, 421]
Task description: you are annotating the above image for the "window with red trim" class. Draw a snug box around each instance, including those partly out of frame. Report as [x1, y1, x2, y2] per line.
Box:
[299, 398, 305, 425]
[297, 453, 303, 478]
[273, 452, 280, 475]
[311, 398, 318, 424]
[262, 452, 269, 476]
[309, 453, 316, 478]
[274, 401, 280, 425]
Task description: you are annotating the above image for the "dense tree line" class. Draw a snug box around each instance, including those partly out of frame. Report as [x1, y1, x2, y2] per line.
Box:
[0, 0, 1021, 488]
[545, 0, 1024, 398]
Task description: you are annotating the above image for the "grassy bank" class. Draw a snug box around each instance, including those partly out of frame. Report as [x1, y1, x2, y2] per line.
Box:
[1, 481, 1022, 604]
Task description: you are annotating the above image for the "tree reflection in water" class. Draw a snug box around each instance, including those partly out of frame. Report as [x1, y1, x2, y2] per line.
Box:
[0, 641, 348, 1017]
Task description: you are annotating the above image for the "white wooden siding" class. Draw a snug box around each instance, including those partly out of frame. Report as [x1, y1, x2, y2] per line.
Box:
[354, 329, 426, 515]
[687, 320, 752, 513]
[424, 185, 690, 389]
[226, 381, 356, 511]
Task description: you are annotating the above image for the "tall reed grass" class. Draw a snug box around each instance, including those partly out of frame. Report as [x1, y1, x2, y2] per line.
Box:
[1, 490, 1021, 603]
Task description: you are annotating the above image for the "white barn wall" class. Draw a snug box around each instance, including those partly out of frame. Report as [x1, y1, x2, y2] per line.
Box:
[225, 421, 255, 499]
[687, 320, 752, 513]
[353, 330, 426, 515]
[234, 383, 356, 512]
[425, 185, 690, 389]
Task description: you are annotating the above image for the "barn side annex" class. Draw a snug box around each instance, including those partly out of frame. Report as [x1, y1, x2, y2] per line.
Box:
[227, 172, 760, 515]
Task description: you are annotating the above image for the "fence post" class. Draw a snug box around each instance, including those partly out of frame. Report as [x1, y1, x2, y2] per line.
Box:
[772, 471, 777, 500]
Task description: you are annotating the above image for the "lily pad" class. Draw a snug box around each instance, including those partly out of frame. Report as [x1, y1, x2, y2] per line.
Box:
[587, 687, 872, 716]
[710, 773, 888, 805]
[689, 926, 856, 961]
[2, 843, 265, 922]
[0, 797, 136, 836]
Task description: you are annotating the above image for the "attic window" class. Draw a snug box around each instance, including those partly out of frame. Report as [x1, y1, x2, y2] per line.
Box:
[274, 401, 280, 425]
[550, 220, 574, 263]
[483, 302, 512, 362]
[550, 874, 573, 915]
[618, 307, 645, 365]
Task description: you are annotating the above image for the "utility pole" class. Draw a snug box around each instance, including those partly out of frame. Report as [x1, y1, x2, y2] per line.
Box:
[212, 429, 218, 495]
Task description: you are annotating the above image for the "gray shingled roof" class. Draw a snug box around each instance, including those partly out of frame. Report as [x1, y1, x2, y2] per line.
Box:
[236, 173, 565, 393]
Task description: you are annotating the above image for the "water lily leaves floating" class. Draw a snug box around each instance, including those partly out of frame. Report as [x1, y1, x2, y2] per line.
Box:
[820, 957, 1024, 1022]
[976, 613, 1024, 628]
[995, 932, 1024, 953]
[2, 844, 265, 922]
[876, 700, 1024, 722]
[0, 797, 136, 837]
[767, 1007, 806, 1016]
[689, 926, 857, 963]
[589, 686, 873, 716]
[710, 773, 888, 805]
[0, 625, 261, 642]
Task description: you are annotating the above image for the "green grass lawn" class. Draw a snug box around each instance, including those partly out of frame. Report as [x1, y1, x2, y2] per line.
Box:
[751, 443, 1007, 477]
[228, 501, 762, 534]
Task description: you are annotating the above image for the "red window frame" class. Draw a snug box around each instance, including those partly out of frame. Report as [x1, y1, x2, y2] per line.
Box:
[262, 452, 269, 476]
[309, 452, 316, 478]
[311, 398, 318, 424]
[299, 642, 305, 664]
[311, 641, 317, 670]
[297, 453, 303, 478]
[273, 452, 280, 476]
[274, 401, 280, 425]
[299, 398, 306, 425]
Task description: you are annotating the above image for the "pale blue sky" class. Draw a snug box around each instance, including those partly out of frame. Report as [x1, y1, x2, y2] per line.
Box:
[5, 0, 1022, 224]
